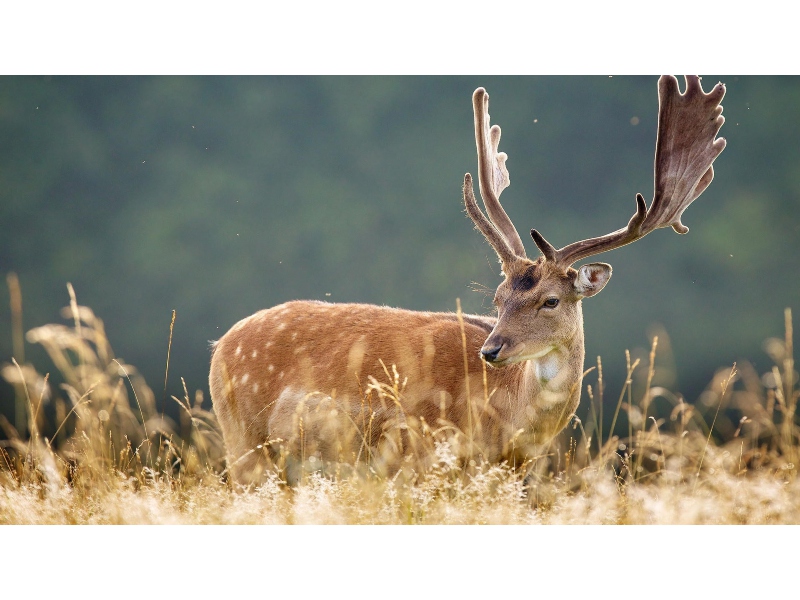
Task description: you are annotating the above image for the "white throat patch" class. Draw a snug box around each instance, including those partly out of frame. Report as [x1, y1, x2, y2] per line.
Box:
[533, 352, 562, 386]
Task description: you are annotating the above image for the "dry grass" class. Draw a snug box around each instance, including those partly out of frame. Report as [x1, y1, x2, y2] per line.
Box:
[2, 285, 799, 525]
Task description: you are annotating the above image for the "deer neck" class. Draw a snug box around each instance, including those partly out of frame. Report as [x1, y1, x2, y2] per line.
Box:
[525, 334, 583, 397]
[510, 304, 586, 441]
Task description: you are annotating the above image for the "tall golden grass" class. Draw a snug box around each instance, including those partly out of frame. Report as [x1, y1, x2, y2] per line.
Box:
[1, 281, 798, 524]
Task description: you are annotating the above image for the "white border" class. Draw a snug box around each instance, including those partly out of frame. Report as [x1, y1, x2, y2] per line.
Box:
[1, 2, 790, 74]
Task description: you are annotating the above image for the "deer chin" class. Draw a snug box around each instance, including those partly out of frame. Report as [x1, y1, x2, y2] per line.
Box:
[492, 344, 556, 367]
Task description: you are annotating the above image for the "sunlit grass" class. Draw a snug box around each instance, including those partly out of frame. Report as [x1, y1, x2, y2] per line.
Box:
[1, 283, 798, 524]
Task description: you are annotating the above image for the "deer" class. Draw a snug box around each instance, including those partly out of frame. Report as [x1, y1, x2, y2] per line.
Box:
[209, 75, 726, 484]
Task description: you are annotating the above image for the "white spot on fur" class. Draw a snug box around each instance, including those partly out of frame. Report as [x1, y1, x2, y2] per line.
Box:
[251, 350, 257, 359]
[534, 355, 560, 383]
[265, 341, 273, 349]
[277, 323, 286, 331]
[268, 364, 275, 373]
[235, 345, 242, 356]
[346, 337, 367, 375]
[252, 383, 259, 393]
[242, 373, 250, 384]
[279, 371, 284, 379]
[531, 352, 571, 405]
[538, 388, 568, 405]
[291, 332, 297, 340]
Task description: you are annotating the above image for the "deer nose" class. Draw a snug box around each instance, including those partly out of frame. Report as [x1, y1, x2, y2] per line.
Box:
[481, 344, 503, 363]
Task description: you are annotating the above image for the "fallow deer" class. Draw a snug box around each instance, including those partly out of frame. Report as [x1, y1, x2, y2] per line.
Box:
[209, 76, 726, 483]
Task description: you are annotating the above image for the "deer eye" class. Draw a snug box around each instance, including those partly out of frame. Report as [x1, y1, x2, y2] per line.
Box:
[543, 297, 559, 308]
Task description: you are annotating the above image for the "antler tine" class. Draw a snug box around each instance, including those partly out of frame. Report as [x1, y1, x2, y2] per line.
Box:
[472, 87, 527, 258]
[463, 173, 517, 266]
[549, 75, 727, 269]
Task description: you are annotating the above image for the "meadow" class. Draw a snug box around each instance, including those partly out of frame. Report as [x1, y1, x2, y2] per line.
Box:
[2, 282, 798, 525]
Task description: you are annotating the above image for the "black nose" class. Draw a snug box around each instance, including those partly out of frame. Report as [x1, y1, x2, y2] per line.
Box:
[481, 345, 503, 363]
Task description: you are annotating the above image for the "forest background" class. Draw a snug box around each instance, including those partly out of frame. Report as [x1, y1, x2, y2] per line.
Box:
[1, 75, 797, 437]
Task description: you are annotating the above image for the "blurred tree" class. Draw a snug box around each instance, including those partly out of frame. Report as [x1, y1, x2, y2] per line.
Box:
[1, 76, 797, 428]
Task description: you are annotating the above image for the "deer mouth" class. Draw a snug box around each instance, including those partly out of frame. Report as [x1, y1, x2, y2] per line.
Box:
[481, 342, 555, 366]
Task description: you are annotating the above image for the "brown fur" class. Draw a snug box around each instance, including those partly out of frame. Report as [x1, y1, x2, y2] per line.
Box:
[209, 298, 587, 482]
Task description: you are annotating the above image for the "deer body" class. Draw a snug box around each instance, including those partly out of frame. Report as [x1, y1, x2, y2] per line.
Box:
[210, 76, 726, 483]
[210, 296, 585, 480]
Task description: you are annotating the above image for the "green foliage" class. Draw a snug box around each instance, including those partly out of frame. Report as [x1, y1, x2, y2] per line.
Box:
[1, 76, 797, 416]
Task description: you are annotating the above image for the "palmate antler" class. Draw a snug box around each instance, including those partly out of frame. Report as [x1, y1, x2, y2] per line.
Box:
[532, 75, 727, 268]
[464, 76, 727, 270]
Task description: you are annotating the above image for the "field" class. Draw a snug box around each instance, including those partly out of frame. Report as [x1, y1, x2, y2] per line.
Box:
[2, 286, 799, 527]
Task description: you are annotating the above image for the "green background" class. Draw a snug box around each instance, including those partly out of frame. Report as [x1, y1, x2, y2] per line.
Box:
[1, 76, 797, 428]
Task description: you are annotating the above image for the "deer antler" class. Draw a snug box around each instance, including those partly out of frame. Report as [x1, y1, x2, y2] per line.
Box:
[464, 87, 527, 263]
[531, 75, 727, 269]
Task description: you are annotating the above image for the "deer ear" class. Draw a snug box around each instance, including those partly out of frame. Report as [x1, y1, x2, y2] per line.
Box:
[574, 263, 612, 298]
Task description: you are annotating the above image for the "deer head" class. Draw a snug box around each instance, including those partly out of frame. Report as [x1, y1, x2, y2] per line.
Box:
[464, 76, 726, 366]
